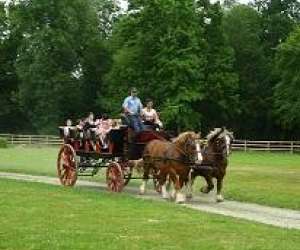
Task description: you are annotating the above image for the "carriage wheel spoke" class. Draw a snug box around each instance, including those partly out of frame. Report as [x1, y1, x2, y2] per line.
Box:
[106, 162, 124, 192]
[57, 144, 77, 186]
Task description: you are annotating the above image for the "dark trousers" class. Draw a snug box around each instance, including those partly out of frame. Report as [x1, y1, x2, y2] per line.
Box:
[128, 115, 144, 132]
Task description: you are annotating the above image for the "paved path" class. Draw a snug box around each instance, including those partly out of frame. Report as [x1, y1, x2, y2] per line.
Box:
[1, 172, 299, 230]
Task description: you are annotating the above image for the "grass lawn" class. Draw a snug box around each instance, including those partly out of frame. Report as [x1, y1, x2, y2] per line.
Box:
[224, 151, 300, 210]
[0, 146, 57, 176]
[0, 179, 299, 250]
[0, 146, 299, 209]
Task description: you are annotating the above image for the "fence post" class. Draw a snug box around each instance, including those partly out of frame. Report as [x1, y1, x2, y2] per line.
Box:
[291, 142, 294, 154]
[267, 142, 270, 152]
[46, 136, 49, 145]
[11, 134, 14, 145]
[244, 140, 247, 152]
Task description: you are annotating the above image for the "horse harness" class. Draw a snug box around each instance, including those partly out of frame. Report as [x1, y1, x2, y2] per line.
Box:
[144, 140, 200, 165]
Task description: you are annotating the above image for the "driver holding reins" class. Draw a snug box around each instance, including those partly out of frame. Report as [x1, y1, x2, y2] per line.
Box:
[122, 87, 144, 132]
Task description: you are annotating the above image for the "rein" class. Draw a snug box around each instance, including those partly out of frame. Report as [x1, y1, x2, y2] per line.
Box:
[143, 155, 195, 165]
[150, 131, 193, 159]
[144, 138, 196, 165]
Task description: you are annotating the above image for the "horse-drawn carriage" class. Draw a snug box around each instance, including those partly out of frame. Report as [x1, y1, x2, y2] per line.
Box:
[57, 119, 233, 203]
[57, 121, 170, 192]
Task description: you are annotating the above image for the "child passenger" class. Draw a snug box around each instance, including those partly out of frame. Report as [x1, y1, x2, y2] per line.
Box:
[63, 119, 73, 137]
[96, 114, 112, 149]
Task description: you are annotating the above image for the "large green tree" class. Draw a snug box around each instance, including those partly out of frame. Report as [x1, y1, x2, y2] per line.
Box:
[254, 0, 300, 56]
[273, 26, 300, 137]
[223, 4, 272, 138]
[0, 3, 27, 132]
[195, 0, 239, 132]
[10, 0, 111, 133]
[103, 0, 207, 131]
[103, 0, 239, 132]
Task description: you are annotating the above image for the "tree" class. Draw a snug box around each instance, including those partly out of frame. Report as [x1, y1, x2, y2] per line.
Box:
[9, 0, 111, 133]
[0, 3, 27, 132]
[223, 4, 273, 138]
[103, 0, 239, 132]
[195, 0, 240, 132]
[273, 26, 300, 136]
[253, 0, 300, 56]
[103, 0, 207, 131]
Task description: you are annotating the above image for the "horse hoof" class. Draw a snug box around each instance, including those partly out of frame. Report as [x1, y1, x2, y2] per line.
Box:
[200, 186, 209, 194]
[139, 188, 145, 195]
[186, 193, 193, 200]
[170, 190, 176, 200]
[175, 193, 186, 204]
[162, 193, 169, 199]
[216, 195, 224, 202]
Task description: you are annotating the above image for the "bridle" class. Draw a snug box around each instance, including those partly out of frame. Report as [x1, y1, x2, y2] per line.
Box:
[214, 134, 232, 157]
[182, 137, 203, 163]
[155, 135, 199, 164]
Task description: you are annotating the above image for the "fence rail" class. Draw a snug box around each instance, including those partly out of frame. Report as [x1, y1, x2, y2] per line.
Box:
[232, 140, 300, 153]
[0, 134, 62, 146]
[1, 134, 300, 153]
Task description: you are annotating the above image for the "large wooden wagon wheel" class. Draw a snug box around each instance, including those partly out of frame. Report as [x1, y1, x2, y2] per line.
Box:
[106, 162, 124, 192]
[57, 144, 78, 186]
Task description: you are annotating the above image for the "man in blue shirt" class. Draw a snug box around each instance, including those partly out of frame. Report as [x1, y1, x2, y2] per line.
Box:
[122, 87, 144, 132]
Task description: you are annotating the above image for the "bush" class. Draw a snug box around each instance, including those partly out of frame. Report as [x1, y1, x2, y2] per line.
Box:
[0, 138, 8, 148]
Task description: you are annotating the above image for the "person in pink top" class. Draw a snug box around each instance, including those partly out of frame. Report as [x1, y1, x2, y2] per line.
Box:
[96, 113, 112, 149]
[142, 99, 163, 130]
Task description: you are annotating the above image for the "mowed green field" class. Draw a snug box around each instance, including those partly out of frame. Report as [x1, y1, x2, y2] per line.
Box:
[0, 146, 299, 209]
[0, 179, 299, 250]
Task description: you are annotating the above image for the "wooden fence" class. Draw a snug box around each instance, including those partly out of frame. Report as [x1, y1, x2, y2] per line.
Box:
[232, 140, 300, 153]
[0, 134, 62, 146]
[1, 134, 300, 153]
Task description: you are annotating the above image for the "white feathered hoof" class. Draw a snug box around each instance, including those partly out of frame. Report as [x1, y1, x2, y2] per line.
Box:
[139, 185, 145, 195]
[170, 189, 176, 200]
[139, 188, 145, 195]
[161, 185, 169, 199]
[162, 191, 169, 199]
[200, 186, 209, 194]
[216, 194, 224, 202]
[175, 192, 186, 204]
[186, 193, 193, 200]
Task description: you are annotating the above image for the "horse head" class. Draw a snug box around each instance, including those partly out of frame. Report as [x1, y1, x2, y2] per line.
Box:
[173, 131, 201, 161]
[207, 127, 234, 157]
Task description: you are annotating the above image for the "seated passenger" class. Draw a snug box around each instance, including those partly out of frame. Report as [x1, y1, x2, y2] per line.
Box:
[142, 99, 163, 130]
[96, 114, 112, 149]
[64, 119, 72, 135]
[122, 87, 144, 132]
[76, 118, 85, 130]
[84, 112, 95, 129]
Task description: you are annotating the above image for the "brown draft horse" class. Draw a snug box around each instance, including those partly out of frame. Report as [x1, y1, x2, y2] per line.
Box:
[188, 127, 233, 202]
[140, 131, 201, 203]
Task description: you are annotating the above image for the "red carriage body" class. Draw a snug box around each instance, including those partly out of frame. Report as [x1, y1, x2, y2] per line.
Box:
[57, 124, 170, 192]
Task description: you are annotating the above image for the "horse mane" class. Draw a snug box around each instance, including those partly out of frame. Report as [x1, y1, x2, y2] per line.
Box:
[173, 131, 195, 147]
[207, 127, 233, 144]
[207, 128, 224, 144]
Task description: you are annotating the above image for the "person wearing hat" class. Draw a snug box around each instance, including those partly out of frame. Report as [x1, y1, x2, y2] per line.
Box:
[122, 87, 144, 132]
